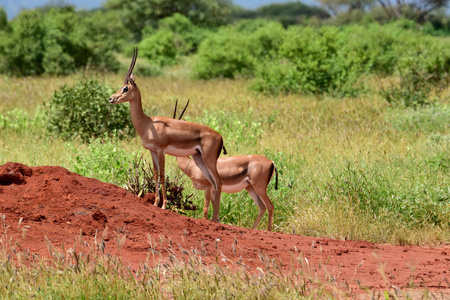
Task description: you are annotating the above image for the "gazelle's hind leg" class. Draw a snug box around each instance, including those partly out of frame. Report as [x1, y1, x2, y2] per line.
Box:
[246, 183, 274, 231]
[150, 150, 168, 209]
[246, 185, 266, 230]
[203, 187, 212, 219]
[192, 153, 222, 222]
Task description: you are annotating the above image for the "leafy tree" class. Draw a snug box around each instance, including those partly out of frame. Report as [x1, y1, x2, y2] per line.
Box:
[319, 0, 449, 22]
[0, 7, 8, 30]
[3, 10, 46, 75]
[318, 0, 376, 16]
[377, 0, 449, 22]
[104, 0, 234, 40]
[46, 79, 134, 142]
[139, 13, 208, 66]
[234, 1, 330, 26]
[192, 20, 285, 79]
[0, 6, 127, 76]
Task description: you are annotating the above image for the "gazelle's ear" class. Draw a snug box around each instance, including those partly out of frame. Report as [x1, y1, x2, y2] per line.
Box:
[130, 73, 136, 82]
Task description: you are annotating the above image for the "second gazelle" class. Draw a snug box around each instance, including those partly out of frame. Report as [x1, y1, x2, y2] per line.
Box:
[177, 155, 278, 231]
[109, 48, 225, 222]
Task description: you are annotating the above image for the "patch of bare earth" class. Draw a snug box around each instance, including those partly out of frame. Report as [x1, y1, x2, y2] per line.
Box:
[0, 162, 449, 296]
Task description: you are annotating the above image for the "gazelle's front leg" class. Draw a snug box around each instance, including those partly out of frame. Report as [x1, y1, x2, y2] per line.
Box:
[150, 150, 168, 209]
[203, 187, 212, 219]
[192, 153, 222, 222]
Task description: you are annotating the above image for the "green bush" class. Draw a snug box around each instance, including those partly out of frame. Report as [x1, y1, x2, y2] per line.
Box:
[253, 26, 363, 96]
[70, 134, 134, 185]
[193, 21, 450, 99]
[125, 154, 196, 214]
[139, 14, 209, 67]
[192, 20, 284, 79]
[139, 30, 179, 67]
[0, 7, 126, 76]
[336, 24, 399, 76]
[380, 37, 450, 107]
[46, 79, 134, 142]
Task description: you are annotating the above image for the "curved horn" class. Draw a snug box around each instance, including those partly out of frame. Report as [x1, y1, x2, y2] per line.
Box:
[124, 47, 138, 85]
[178, 99, 190, 120]
[173, 99, 178, 119]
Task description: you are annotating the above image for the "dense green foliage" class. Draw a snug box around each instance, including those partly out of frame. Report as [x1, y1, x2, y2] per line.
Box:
[0, 7, 126, 76]
[1, 1, 450, 106]
[104, 0, 233, 40]
[139, 14, 209, 67]
[125, 154, 196, 213]
[70, 133, 134, 184]
[193, 20, 450, 101]
[46, 79, 133, 142]
[192, 20, 285, 79]
[234, 1, 330, 26]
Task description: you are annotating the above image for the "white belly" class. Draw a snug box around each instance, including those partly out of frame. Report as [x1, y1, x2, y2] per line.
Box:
[222, 178, 249, 193]
[165, 145, 198, 157]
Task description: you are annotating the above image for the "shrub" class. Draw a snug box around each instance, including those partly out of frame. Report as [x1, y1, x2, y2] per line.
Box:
[193, 21, 450, 98]
[46, 79, 134, 142]
[253, 26, 363, 96]
[192, 20, 284, 79]
[139, 14, 209, 67]
[380, 38, 450, 107]
[125, 154, 196, 214]
[0, 7, 126, 76]
[336, 24, 400, 76]
[139, 30, 179, 67]
[70, 134, 134, 185]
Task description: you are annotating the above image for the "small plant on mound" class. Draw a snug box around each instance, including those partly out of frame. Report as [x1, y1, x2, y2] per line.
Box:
[46, 79, 134, 142]
[125, 154, 196, 214]
[70, 133, 134, 185]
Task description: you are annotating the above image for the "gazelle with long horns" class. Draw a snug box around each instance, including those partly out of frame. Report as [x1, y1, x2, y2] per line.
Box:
[109, 48, 225, 222]
[173, 101, 278, 231]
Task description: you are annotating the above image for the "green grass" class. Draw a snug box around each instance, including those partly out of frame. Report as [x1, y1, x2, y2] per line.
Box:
[0, 74, 449, 246]
[0, 73, 448, 297]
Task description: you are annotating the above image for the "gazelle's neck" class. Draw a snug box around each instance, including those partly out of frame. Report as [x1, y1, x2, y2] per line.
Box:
[129, 88, 151, 136]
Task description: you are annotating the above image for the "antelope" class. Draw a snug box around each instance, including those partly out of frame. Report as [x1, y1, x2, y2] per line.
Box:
[173, 102, 278, 231]
[109, 48, 225, 222]
[176, 155, 278, 231]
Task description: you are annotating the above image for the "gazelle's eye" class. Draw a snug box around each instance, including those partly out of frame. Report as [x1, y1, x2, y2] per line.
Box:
[122, 86, 129, 93]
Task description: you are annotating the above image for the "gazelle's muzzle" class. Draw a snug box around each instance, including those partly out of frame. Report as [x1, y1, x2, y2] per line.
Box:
[109, 96, 118, 104]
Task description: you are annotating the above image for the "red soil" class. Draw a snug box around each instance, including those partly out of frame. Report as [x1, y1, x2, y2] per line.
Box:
[0, 162, 449, 296]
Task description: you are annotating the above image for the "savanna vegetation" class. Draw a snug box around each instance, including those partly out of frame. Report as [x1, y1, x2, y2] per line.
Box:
[0, 0, 449, 297]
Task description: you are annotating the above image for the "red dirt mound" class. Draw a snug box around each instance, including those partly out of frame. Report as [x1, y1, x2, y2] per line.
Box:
[0, 162, 449, 295]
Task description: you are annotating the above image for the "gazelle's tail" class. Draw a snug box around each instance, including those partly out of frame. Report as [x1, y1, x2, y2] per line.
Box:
[273, 164, 278, 190]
